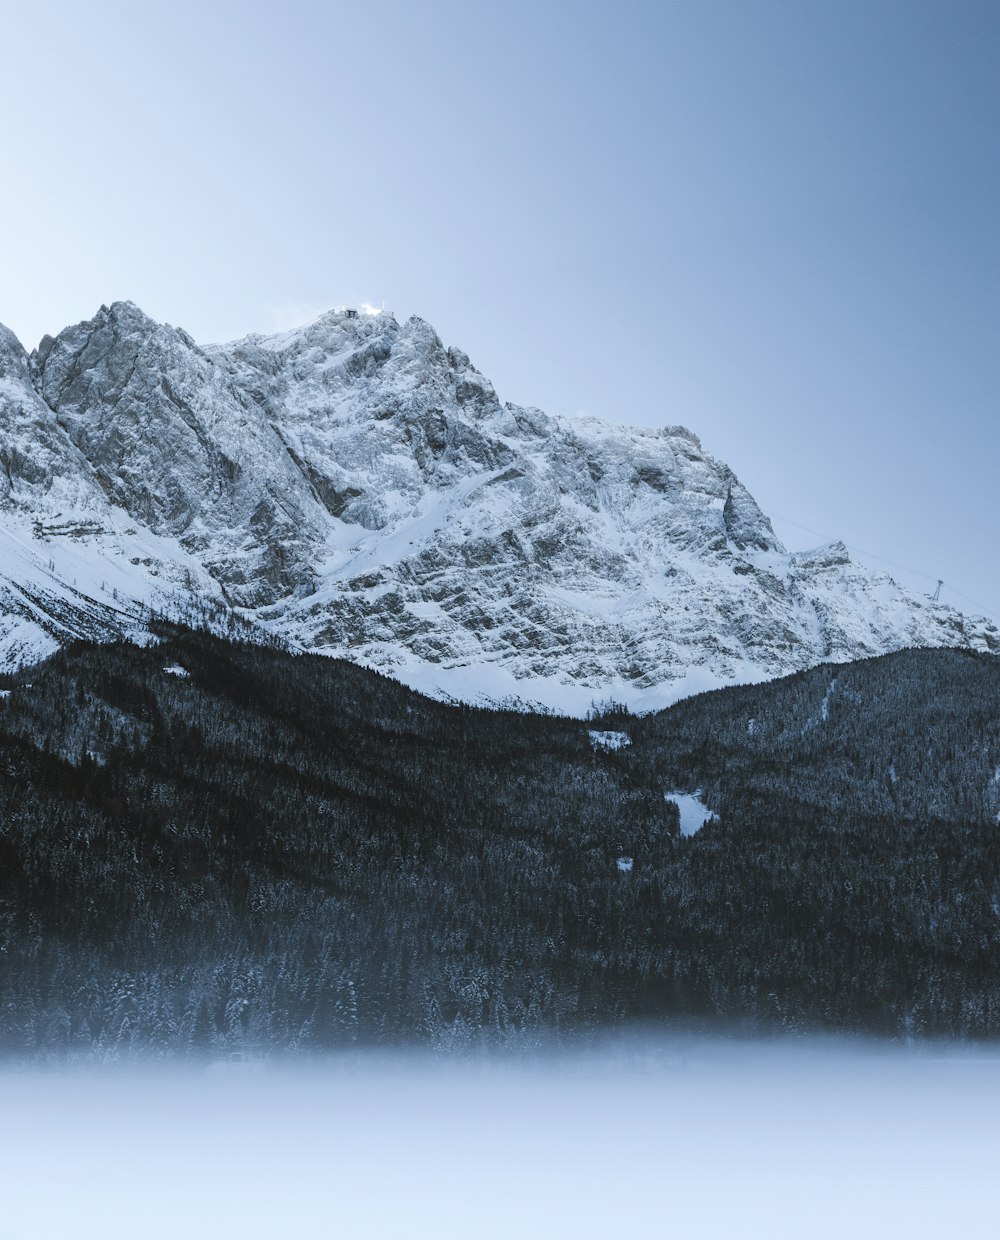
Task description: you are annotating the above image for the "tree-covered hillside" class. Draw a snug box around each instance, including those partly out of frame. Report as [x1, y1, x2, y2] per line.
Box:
[1, 632, 998, 1056]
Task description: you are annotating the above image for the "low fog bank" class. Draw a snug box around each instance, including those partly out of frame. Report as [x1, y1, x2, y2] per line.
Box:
[3, 1035, 997, 1239]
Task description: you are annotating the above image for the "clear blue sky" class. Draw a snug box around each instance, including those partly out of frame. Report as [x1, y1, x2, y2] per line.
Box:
[2, 0, 997, 621]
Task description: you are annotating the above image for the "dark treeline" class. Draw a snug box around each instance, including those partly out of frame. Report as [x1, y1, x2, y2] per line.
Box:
[0, 631, 998, 1056]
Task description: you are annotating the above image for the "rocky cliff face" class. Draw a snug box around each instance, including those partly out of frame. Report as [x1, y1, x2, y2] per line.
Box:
[31, 303, 330, 605]
[0, 313, 225, 667]
[0, 301, 996, 710]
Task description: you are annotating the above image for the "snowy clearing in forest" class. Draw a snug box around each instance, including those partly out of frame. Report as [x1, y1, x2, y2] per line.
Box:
[665, 789, 719, 836]
[588, 729, 631, 750]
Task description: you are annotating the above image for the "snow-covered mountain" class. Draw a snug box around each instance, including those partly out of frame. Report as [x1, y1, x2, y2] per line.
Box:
[1, 301, 996, 710]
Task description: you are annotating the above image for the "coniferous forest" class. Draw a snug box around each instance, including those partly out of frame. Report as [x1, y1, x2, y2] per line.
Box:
[1, 628, 999, 1057]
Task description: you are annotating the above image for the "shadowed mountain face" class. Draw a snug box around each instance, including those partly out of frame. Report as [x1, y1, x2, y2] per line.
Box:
[1, 632, 998, 1053]
[0, 302, 996, 708]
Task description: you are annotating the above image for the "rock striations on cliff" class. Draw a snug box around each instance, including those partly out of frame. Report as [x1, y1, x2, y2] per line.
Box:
[0, 301, 995, 710]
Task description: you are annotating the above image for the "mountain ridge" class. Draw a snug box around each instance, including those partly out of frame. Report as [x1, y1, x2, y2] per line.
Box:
[0, 301, 996, 710]
[2, 630, 999, 1049]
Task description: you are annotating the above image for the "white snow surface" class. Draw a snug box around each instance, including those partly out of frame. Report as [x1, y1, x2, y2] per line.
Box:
[0, 304, 997, 710]
[820, 676, 838, 722]
[589, 729, 631, 751]
[666, 790, 720, 836]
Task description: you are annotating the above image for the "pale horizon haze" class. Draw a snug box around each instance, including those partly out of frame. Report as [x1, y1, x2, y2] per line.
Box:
[2, 0, 997, 621]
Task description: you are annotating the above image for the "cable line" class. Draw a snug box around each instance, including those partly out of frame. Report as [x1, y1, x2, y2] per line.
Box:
[768, 512, 998, 625]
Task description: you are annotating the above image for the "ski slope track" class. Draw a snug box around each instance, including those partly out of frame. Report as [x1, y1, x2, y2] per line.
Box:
[0, 302, 996, 711]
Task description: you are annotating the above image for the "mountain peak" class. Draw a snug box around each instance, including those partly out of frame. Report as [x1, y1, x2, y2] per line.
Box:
[79, 299, 166, 341]
[0, 322, 28, 376]
[104, 298, 150, 321]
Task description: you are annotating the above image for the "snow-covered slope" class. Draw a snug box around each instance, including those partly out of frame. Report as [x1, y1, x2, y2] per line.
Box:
[0, 301, 995, 710]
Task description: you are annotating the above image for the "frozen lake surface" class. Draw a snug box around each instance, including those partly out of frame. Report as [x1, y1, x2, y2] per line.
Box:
[3, 1036, 998, 1238]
